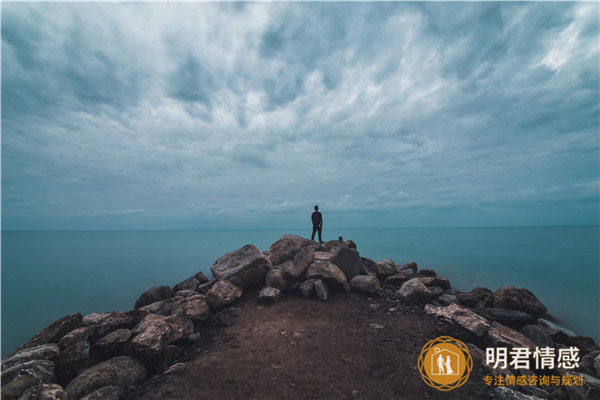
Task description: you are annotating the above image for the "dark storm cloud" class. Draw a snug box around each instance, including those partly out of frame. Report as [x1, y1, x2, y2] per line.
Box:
[1, 2, 598, 230]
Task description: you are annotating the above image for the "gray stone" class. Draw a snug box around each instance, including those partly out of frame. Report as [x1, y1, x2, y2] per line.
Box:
[16, 384, 67, 400]
[130, 315, 193, 360]
[1, 360, 55, 400]
[205, 281, 243, 309]
[374, 259, 396, 277]
[397, 278, 433, 304]
[329, 246, 362, 280]
[306, 260, 347, 288]
[520, 325, 555, 348]
[79, 385, 124, 400]
[172, 277, 199, 293]
[173, 290, 197, 298]
[265, 268, 287, 291]
[82, 313, 109, 327]
[8, 314, 82, 358]
[258, 287, 281, 303]
[64, 356, 145, 400]
[2, 344, 60, 371]
[437, 293, 460, 306]
[428, 286, 444, 297]
[299, 279, 317, 298]
[91, 329, 131, 357]
[493, 286, 547, 319]
[285, 246, 316, 281]
[87, 310, 147, 343]
[397, 262, 418, 273]
[457, 287, 494, 308]
[424, 303, 490, 336]
[314, 279, 329, 301]
[268, 235, 314, 265]
[418, 269, 437, 277]
[349, 275, 381, 294]
[211, 245, 271, 288]
[476, 308, 535, 330]
[488, 322, 537, 349]
[172, 296, 210, 322]
[416, 276, 451, 290]
[133, 286, 173, 310]
[193, 271, 209, 284]
[197, 279, 217, 295]
[384, 271, 416, 286]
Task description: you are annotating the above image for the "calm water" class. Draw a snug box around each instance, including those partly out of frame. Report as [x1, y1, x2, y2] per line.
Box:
[1, 227, 598, 357]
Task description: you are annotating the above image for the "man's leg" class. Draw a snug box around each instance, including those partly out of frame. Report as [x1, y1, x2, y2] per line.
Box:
[311, 225, 317, 241]
[318, 226, 322, 242]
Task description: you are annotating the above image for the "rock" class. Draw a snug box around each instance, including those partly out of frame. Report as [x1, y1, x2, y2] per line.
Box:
[396, 278, 433, 304]
[138, 298, 178, 316]
[205, 281, 243, 309]
[268, 235, 314, 265]
[2, 344, 60, 371]
[193, 271, 209, 284]
[595, 353, 600, 376]
[172, 277, 199, 293]
[173, 290, 197, 298]
[374, 259, 396, 277]
[57, 328, 88, 351]
[258, 287, 281, 303]
[349, 275, 381, 294]
[299, 279, 317, 298]
[490, 386, 543, 399]
[1, 360, 55, 400]
[329, 246, 362, 280]
[467, 343, 485, 364]
[306, 260, 348, 287]
[475, 308, 535, 330]
[384, 271, 416, 286]
[424, 303, 490, 336]
[265, 268, 287, 291]
[87, 310, 147, 342]
[437, 293, 460, 306]
[130, 315, 193, 360]
[210, 307, 241, 327]
[416, 276, 451, 290]
[563, 372, 600, 400]
[345, 240, 356, 249]
[360, 257, 377, 275]
[313, 251, 332, 261]
[398, 262, 417, 273]
[456, 287, 494, 308]
[428, 286, 444, 297]
[418, 269, 437, 277]
[79, 385, 123, 400]
[172, 296, 210, 322]
[211, 245, 271, 288]
[579, 350, 600, 375]
[157, 345, 185, 374]
[314, 279, 329, 301]
[133, 286, 173, 310]
[57, 339, 89, 382]
[285, 246, 316, 281]
[488, 322, 537, 349]
[520, 385, 550, 399]
[17, 384, 67, 400]
[197, 279, 217, 295]
[82, 313, 110, 327]
[537, 319, 599, 354]
[520, 325, 555, 348]
[8, 314, 82, 357]
[64, 356, 145, 400]
[493, 286, 547, 319]
[91, 329, 131, 357]
[320, 240, 344, 252]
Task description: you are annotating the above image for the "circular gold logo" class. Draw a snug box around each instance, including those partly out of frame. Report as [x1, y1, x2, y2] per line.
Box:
[418, 336, 473, 391]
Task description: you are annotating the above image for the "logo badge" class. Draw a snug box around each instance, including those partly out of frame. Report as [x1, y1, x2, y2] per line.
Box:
[418, 336, 473, 391]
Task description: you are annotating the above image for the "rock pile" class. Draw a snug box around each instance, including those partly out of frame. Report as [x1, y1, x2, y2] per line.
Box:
[2, 234, 598, 400]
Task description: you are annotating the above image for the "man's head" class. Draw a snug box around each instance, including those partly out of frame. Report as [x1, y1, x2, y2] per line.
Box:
[314, 205, 319, 211]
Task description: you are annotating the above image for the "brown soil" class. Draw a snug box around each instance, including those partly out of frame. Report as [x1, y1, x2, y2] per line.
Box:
[130, 290, 493, 400]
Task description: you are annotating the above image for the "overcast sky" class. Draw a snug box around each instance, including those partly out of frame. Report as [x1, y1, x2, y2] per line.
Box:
[2, 2, 598, 230]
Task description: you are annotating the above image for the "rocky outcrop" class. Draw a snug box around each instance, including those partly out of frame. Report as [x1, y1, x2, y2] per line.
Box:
[328, 247, 362, 280]
[349, 275, 381, 294]
[1, 360, 56, 400]
[134, 286, 173, 310]
[493, 286, 547, 319]
[205, 281, 243, 309]
[267, 235, 314, 265]
[396, 279, 433, 304]
[457, 287, 494, 308]
[285, 246, 316, 281]
[306, 260, 347, 288]
[64, 356, 146, 400]
[211, 245, 271, 288]
[424, 303, 490, 336]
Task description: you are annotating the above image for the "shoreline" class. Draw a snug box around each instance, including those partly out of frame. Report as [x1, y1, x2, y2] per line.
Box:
[2, 234, 599, 399]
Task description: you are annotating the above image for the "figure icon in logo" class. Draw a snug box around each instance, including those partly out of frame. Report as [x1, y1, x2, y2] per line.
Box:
[445, 355, 454, 375]
[437, 353, 445, 375]
[431, 347, 459, 376]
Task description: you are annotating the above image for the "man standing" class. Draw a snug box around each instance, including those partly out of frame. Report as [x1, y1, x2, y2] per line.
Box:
[311, 205, 323, 243]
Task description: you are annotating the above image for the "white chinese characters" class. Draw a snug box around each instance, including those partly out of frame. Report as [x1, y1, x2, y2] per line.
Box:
[486, 346, 580, 370]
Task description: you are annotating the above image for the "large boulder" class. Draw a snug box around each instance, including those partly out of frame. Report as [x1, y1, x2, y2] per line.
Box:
[211, 245, 271, 288]
[64, 356, 146, 400]
[519, 325, 555, 348]
[133, 286, 173, 310]
[172, 296, 210, 322]
[537, 319, 599, 355]
[1, 360, 55, 400]
[265, 268, 287, 291]
[172, 277, 200, 293]
[398, 262, 418, 273]
[268, 235, 314, 265]
[90, 329, 132, 358]
[314, 279, 329, 301]
[197, 279, 217, 295]
[396, 278, 433, 304]
[418, 269, 437, 277]
[57, 341, 89, 383]
[424, 303, 491, 336]
[205, 281, 243, 309]
[299, 279, 317, 298]
[306, 260, 347, 287]
[285, 246, 316, 281]
[416, 276, 451, 290]
[258, 287, 281, 303]
[360, 257, 377, 275]
[87, 310, 147, 342]
[349, 275, 381, 294]
[16, 384, 67, 400]
[8, 314, 83, 357]
[193, 271, 210, 284]
[384, 270, 417, 286]
[138, 298, 179, 316]
[374, 259, 396, 277]
[457, 287, 494, 308]
[475, 308, 535, 330]
[130, 315, 193, 360]
[2, 344, 60, 371]
[493, 286, 547, 319]
[488, 322, 537, 349]
[329, 246, 362, 280]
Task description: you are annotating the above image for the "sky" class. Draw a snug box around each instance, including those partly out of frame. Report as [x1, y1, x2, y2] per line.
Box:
[1, 2, 599, 230]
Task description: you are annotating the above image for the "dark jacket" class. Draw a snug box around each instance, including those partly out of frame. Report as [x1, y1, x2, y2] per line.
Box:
[311, 211, 322, 226]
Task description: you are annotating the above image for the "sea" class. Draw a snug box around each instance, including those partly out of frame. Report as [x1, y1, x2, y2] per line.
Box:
[1, 226, 598, 357]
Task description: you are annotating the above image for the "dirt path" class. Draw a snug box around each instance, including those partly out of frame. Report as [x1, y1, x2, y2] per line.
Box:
[130, 290, 492, 400]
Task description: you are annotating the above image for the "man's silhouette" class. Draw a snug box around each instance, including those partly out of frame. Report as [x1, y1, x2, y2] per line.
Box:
[311, 205, 323, 243]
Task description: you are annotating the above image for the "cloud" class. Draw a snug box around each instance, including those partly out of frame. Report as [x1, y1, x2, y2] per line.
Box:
[1, 2, 598, 230]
